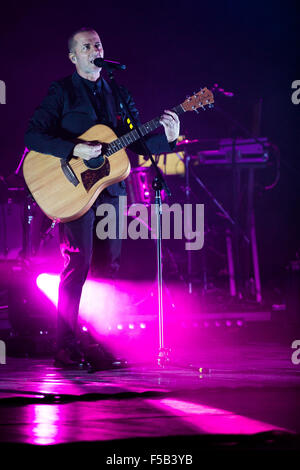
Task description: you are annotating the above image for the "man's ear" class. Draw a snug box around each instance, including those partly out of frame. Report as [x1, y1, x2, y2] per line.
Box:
[69, 52, 76, 63]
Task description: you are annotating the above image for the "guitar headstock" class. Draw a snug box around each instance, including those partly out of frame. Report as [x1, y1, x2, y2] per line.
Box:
[181, 88, 214, 113]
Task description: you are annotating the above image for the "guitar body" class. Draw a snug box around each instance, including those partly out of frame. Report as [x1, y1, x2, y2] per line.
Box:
[23, 124, 131, 222]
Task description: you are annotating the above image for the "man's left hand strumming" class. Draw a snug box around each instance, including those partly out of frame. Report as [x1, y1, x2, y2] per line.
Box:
[160, 109, 180, 143]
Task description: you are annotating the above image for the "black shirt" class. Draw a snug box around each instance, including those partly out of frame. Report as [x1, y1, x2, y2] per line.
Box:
[77, 72, 111, 124]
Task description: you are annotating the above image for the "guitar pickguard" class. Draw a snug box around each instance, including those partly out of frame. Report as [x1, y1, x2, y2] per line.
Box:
[81, 158, 110, 191]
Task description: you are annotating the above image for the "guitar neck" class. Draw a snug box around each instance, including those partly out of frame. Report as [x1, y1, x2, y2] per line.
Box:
[105, 104, 184, 157]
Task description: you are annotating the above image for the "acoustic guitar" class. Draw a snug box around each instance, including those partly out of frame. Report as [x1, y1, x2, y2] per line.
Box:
[23, 88, 214, 222]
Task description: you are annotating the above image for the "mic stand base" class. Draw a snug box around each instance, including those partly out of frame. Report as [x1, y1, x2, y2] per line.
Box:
[157, 347, 171, 368]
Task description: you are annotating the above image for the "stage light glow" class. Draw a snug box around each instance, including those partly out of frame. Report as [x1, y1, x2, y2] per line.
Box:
[36, 274, 133, 334]
[31, 405, 60, 445]
[36, 273, 59, 306]
[148, 398, 289, 434]
[36, 274, 209, 362]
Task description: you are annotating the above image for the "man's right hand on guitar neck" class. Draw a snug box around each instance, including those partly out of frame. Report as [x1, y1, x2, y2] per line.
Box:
[73, 141, 102, 161]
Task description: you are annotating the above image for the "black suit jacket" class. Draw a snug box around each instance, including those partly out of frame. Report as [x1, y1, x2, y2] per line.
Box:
[25, 72, 175, 196]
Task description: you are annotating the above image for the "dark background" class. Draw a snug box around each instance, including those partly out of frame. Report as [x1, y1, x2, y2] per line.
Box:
[0, 0, 299, 285]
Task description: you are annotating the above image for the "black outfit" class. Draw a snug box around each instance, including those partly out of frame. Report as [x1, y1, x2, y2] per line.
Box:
[25, 71, 175, 353]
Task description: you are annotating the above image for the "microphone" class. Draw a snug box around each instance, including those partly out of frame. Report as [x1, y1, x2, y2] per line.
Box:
[93, 58, 126, 71]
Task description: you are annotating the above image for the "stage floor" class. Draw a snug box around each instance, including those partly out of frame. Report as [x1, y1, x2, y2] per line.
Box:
[0, 338, 300, 458]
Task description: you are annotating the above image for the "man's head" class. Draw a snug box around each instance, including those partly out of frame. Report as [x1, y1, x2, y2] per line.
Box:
[68, 27, 104, 80]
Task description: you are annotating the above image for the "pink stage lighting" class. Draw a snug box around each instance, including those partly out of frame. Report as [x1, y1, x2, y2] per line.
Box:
[36, 274, 207, 362]
[36, 274, 132, 334]
[148, 398, 289, 435]
[36, 273, 59, 306]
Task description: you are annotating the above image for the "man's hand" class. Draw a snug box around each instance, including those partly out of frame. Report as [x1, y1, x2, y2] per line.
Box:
[73, 141, 102, 161]
[159, 110, 180, 143]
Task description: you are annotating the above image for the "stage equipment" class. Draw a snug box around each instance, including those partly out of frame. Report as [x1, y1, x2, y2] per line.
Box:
[0, 200, 23, 259]
[0, 190, 59, 261]
[176, 137, 269, 165]
[0, 174, 25, 259]
[0, 157, 60, 354]
[93, 57, 126, 71]
[286, 257, 300, 324]
[7, 263, 56, 333]
[126, 167, 165, 206]
[178, 136, 271, 302]
[137, 146, 185, 175]
[4, 260, 57, 356]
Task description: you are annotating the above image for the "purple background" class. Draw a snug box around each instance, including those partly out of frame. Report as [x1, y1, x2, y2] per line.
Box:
[0, 0, 299, 279]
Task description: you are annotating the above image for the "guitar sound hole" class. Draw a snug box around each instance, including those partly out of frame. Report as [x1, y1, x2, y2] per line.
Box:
[83, 143, 109, 169]
[83, 155, 104, 169]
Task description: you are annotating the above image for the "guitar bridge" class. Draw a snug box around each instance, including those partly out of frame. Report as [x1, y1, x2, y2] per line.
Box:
[60, 160, 80, 187]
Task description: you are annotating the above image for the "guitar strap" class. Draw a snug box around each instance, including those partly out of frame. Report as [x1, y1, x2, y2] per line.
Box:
[110, 84, 134, 129]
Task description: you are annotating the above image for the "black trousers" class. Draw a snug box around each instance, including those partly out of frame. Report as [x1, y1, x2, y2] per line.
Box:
[57, 192, 125, 351]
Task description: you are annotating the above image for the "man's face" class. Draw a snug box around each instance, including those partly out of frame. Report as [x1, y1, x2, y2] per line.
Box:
[69, 30, 104, 76]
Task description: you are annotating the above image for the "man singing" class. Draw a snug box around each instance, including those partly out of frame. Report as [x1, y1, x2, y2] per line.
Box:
[25, 27, 180, 368]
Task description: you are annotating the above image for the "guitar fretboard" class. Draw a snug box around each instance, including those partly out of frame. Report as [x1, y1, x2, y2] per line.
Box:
[105, 104, 184, 156]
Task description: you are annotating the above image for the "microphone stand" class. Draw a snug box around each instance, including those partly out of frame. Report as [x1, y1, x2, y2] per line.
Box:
[104, 65, 212, 374]
[106, 66, 171, 367]
[184, 154, 193, 294]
